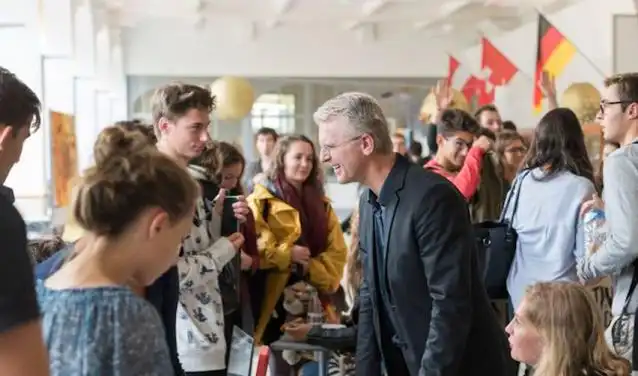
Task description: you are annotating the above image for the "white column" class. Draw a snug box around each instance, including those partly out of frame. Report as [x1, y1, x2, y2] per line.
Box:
[75, 77, 97, 171]
[73, 0, 96, 78]
[38, 0, 73, 57]
[108, 28, 128, 122]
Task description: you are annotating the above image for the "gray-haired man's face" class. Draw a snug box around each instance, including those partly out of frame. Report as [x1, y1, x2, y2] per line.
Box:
[317, 117, 364, 184]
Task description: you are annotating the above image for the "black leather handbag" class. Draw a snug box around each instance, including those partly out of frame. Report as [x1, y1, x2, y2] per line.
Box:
[473, 170, 530, 299]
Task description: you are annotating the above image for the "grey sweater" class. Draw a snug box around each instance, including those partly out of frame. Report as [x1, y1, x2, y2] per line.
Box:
[579, 142, 638, 316]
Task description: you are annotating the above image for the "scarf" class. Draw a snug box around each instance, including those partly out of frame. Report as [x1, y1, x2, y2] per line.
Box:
[273, 174, 328, 257]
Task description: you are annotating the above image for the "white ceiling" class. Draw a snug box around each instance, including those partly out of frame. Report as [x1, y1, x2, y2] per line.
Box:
[98, 0, 580, 47]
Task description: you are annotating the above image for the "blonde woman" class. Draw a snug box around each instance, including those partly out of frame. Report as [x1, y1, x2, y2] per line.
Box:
[506, 281, 629, 376]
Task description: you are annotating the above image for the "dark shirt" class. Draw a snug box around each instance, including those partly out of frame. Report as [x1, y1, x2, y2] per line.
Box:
[0, 186, 40, 334]
[243, 160, 263, 193]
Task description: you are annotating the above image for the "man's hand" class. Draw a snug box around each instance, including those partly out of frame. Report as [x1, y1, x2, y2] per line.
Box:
[227, 232, 245, 252]
[240, 251, 253, 270]
[214, 189, 250, 223]
[473, 135, 493, 151]
[580, 193, 604, 217]
[539, 71, 558, 109]
[284, 322, 312, 341]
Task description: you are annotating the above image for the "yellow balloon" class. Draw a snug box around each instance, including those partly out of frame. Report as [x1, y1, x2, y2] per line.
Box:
[210, 76, 255, 121]
[419, 89, 470, 122]
[561, 82, 601, 124]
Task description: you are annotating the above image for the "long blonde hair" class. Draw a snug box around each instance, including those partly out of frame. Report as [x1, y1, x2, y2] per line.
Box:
[524, 282, 629, 376]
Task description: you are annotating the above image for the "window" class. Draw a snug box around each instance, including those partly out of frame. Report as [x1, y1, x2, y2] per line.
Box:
[251, 93, 296, 134]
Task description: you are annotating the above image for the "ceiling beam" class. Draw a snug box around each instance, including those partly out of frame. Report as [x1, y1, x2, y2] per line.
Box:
[361, 0, 389, 17]
[354, 23, 377, 43]
[272, 0, 296, 15]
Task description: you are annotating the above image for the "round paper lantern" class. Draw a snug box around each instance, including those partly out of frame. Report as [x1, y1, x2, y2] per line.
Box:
[210, 76, 255, 121]
[560, 82, 601, 124]
[419, 89, 470, 123]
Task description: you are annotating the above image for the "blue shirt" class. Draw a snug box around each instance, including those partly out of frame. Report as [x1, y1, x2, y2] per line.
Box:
[37, 281, 174, 376]
[503, 168, 596, 310]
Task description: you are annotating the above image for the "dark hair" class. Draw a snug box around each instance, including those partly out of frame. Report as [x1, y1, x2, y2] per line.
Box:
[437, 109, 480, 137]
[495, 130, 526, 157]
[605, 140, 621, 149]
[0, 67, 41, 135]
[151, 82, 216, 136]
[267, 134, 323, 194]
[503, 120, 518, 131]
[474, 104, 499, 121]
[191, 141, 246, 193]
[113, 119, 157, 145]
[604, 73, 638, 112]
[255, 127, 279, 141]
[596, 141, 622, 192]
[28, 235, 66, 264]
[477, 127, 496, 141]
[75, 126, 200, 237]
[522, 108, 595, 183]
[409, 141, 423, 156]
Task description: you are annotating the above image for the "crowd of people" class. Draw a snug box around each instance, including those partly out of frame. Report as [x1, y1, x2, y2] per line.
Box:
[1, 64, 638, 376]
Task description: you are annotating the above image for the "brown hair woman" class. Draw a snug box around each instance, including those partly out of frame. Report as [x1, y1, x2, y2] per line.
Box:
[247, 134, 347, 374]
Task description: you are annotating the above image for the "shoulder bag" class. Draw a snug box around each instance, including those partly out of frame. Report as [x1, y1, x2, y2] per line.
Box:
[473, 169, 530, 299]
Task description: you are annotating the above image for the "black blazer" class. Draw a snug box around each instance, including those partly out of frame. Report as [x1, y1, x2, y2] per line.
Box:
[356, 155, 514, 376]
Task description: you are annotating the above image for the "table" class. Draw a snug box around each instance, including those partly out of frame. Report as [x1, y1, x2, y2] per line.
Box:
[269, 338, 330, 376]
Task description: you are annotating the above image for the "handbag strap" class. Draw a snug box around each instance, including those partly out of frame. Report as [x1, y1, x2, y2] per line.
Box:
[499, 169, 531, 223]
[621, 260, 638, 316]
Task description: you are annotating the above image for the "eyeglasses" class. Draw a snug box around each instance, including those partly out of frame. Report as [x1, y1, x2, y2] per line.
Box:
[319, 135, 362, 156]
[445, 137, 473, 152]
[504, 146, 527, 155]
[599, 99, 638, 114]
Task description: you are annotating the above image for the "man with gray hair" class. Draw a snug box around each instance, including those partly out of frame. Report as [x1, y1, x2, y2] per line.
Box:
[315, 92, 512, 376]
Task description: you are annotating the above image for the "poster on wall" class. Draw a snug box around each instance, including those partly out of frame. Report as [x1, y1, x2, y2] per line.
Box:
[50, 111, 78, 208]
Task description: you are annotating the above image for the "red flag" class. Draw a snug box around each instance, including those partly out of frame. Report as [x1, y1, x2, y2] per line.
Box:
[447, 55, 460, 85]
[481, 37, 518, 86]
[448, 54, 493, 106]
[463, 75, 494, 106]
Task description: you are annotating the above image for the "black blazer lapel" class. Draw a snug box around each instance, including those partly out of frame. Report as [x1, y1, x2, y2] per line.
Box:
[382, 195, 400, 263]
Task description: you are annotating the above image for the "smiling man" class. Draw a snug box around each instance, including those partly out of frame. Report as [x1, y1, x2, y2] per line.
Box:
[314, 92, 512, 376]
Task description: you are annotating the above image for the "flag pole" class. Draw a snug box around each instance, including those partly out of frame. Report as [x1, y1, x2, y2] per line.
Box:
[533, 7, 608, 79]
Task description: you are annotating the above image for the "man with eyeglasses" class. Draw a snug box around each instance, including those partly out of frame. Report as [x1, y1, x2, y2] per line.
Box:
[578, 72, 638, 359]
[424, 108, 492, 203]
[315, 91, 512, 376]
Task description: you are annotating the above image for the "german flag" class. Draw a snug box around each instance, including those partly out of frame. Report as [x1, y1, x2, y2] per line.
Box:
[533, 15, 576, 113]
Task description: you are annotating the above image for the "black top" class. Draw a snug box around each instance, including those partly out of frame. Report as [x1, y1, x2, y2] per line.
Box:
[356, 154, 514, 376]
[145, 266, 183, 375]
[0, 186, 40, 334]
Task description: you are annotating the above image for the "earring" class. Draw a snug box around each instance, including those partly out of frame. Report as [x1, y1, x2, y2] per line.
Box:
[155, 226, 161, 232]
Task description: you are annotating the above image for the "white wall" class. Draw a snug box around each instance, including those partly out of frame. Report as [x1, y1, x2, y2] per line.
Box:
[122, 20, 448, 78]
[459, 0, 636, 128]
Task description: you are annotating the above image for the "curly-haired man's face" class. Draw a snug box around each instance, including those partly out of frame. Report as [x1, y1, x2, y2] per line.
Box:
[436, 130, 474, 170]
